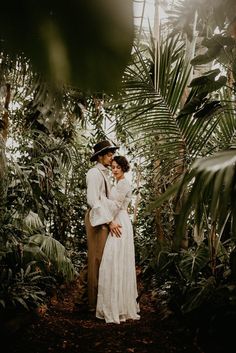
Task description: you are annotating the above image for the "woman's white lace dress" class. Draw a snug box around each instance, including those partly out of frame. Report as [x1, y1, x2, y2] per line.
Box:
[96, 178, 140, 324]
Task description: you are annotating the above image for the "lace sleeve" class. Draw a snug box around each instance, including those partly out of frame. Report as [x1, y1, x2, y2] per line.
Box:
[89, 179, 130, 227]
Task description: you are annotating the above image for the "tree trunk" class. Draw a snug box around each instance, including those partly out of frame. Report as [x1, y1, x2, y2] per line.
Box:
[0, 83, 10, 210]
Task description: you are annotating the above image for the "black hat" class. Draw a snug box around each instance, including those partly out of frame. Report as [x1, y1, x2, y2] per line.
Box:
[90, 140, 119, 162]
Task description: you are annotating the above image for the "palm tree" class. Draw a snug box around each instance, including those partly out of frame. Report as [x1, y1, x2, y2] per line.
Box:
[149, 0, 236, 253]
[101, 1, 236, 277]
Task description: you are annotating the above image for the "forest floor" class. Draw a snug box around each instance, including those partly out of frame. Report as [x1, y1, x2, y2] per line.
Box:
[3, 274, 224, 353]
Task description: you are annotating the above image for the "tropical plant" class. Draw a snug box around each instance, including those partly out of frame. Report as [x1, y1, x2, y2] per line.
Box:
[0, 261, 47, 311]
[0, 0, 134, 91]
[93, 3, 236, 334]
[24, 234, 77, 282]
[146, 0, 236, 249]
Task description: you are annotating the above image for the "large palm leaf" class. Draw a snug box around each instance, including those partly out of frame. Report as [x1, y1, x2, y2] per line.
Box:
[111, 34, 231, 179]
[174, 149, 236, 245]
[108, 35, 190, 175]
[110, 28, 236, 258]
[26, 233, 77, 282]
[151, 148, 236, 247]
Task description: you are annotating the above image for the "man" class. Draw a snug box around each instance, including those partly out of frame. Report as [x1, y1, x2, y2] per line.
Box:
[85, 140, 121, 310]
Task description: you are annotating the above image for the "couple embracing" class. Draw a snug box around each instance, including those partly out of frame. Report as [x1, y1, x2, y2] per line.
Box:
[85, 140, 140, 324]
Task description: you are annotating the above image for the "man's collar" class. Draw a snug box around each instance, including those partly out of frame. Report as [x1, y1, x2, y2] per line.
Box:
[96, 162, 109, 171]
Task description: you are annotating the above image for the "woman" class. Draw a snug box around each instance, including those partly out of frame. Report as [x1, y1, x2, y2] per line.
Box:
[96, 156, 140, 324]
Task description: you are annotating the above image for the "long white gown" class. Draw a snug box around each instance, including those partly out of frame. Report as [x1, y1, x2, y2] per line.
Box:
[96, 178, 140, 324]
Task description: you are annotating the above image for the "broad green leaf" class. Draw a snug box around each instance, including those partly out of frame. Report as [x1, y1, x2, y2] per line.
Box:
[0, 0, 134, 92]
[179, 244, 209, 280]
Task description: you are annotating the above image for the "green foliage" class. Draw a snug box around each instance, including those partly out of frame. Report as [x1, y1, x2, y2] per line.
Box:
[0, 261, 47, 311]
[145, 233, 236, 332]
[0, 0, 134, 92]
[1, 0, 236, 334]
[178, 73, 227, 119]
[110, 34, 192, 178]
[190, 34, 236, 66]
[179, 245, 209, 281]
[188, 70, 227, 94]
[25, 234, 77, 282]
[181, 276, 217, 314]
[173, 149, 236, 246]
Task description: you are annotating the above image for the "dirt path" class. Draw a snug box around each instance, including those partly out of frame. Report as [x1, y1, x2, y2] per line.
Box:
[5, 278, 204, 353]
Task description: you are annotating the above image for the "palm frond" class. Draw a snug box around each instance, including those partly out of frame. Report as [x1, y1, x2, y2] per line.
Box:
[179, 244, 209, 280]
[28, 234, 77, 282]
[174, 149, 236, 246]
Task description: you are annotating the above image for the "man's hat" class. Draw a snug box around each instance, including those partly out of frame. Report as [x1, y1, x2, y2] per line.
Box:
[90, 140, 119, 162]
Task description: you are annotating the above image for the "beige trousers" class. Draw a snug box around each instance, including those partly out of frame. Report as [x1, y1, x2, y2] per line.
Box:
[85, 210, 109, 309]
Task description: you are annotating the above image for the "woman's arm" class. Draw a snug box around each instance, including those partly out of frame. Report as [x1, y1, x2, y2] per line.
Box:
[89, 179, 130, 227]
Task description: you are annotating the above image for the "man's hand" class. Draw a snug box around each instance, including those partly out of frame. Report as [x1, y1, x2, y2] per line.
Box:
[109, 221, 122, 237]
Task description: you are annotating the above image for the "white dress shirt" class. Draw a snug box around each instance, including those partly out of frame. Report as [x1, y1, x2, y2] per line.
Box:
[86, 162, 111, 208]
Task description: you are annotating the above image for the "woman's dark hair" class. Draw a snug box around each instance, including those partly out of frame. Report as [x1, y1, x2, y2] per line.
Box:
[113, 156, 130, 172]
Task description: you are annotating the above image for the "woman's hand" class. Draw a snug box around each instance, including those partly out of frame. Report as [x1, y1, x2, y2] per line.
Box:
[109, 221, 122, 237]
